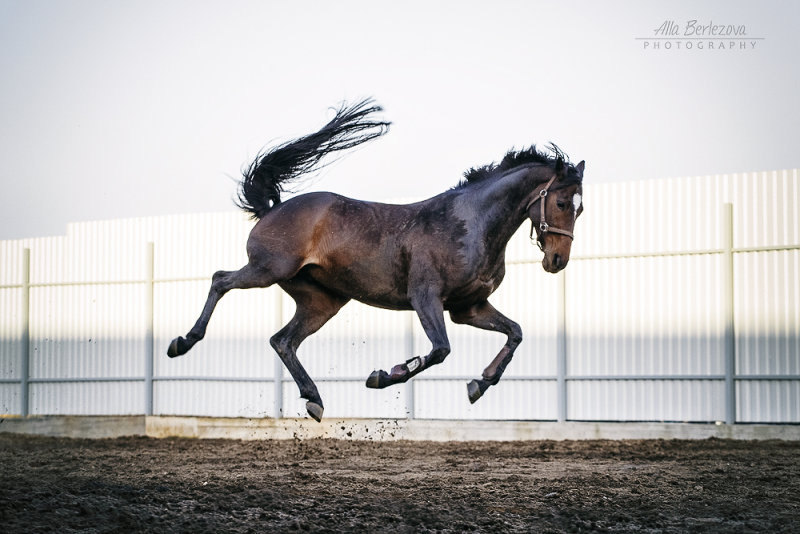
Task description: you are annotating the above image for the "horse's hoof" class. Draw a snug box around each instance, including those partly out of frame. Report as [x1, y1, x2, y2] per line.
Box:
[306, 401, 324, 422]
[467, 379, 486, 404]
[167, 337, 189, 358]
[365, 370, 389, 389]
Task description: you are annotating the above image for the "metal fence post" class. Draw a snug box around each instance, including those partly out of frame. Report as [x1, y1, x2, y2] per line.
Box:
[722, 203, 736, 425]
[20, 248, 30, 417]
[144, 242, 154, 416]
[273, 291, 284, 418]
[405, 311, 416, 419]
[556, 269, 567, 422]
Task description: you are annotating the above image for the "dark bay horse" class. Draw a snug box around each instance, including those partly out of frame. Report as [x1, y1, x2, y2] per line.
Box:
[167, 99, 585, 422]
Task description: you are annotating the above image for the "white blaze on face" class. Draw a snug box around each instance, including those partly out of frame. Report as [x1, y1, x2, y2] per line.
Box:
[572, 193, 582, 216]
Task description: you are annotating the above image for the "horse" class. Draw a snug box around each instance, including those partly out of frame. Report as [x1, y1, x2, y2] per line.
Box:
[167, 99, 585, 422]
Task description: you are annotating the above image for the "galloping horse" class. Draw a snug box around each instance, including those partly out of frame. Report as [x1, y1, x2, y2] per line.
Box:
[167, 99, 585, 422]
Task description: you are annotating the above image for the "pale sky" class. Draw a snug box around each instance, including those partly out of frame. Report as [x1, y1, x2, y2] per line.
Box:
[1, 0, 798, 240]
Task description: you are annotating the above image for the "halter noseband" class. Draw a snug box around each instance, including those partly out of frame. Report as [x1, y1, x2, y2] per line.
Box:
[525, 175, 575, 251]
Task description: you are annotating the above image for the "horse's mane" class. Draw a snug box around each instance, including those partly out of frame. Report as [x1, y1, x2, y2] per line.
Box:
[455, 144, 581, 189]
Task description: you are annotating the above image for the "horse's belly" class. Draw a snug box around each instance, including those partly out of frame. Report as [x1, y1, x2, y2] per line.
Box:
[302, 264, 412, 311]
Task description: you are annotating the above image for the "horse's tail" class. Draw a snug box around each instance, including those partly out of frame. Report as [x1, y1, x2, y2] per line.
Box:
[236, 98, 390, 219]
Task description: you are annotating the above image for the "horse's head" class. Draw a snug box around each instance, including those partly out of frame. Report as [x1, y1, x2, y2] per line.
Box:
[527, 160, 584, 273]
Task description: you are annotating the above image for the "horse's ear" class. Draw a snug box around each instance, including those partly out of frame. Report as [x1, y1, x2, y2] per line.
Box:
[555, 156, 566, 179]
[576, 160, 585, 179]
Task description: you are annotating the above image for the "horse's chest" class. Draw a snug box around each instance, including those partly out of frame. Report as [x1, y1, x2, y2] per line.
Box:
[447, 275, 502, 308]
[471, 279, 497, 300]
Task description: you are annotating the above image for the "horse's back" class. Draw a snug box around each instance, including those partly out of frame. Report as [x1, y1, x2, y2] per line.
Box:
[247, 191, 417, 254]
[244, 192, 420, 305]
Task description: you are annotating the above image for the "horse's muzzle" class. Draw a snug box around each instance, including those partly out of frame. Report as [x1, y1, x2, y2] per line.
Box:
[542, 252, 568, 273]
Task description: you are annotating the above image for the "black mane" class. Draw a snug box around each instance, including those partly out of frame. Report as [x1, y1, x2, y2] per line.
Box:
[456, 144, 580, 189]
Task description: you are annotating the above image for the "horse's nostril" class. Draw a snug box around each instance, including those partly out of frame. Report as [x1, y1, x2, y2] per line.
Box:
[553, 254, 563, 269]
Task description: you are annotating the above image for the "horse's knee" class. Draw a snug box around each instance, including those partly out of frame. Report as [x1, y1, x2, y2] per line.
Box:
[427, 345, 450, 366]
[508, 322, 522, 347]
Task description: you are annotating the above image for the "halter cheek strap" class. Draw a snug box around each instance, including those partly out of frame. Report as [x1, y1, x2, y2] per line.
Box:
[525, 175, 574, 250]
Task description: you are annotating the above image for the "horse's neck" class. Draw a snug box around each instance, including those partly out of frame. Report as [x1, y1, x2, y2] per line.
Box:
[468, 167, 542, 244]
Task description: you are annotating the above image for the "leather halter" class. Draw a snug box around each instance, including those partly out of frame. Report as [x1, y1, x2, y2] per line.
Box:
[524, 175, 575, 251]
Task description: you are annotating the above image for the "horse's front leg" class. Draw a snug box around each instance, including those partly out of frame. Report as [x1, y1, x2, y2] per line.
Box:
[366, 288, 450, 389]
[450, 301, 522, 403]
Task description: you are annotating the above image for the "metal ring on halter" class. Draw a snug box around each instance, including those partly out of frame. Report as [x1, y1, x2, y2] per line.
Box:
[539, 189, 548, 198]
[539, 222, 549, 232]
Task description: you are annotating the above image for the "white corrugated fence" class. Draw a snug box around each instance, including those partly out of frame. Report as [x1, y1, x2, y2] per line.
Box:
[1, 170, 798, 423]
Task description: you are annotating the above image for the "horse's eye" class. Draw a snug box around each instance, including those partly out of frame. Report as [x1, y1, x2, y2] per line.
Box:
[556, 200, 568, 210]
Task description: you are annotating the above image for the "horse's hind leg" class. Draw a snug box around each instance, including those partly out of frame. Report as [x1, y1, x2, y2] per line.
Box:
[270, 276, 349, 422]
[450, 301, 522, 403]
[167, 264, 277, 357]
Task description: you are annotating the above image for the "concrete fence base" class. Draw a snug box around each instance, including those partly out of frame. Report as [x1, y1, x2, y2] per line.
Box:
[2, 416, 799, 441]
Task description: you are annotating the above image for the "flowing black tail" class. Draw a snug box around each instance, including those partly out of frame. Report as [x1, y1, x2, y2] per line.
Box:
[237, 99, 390, 219]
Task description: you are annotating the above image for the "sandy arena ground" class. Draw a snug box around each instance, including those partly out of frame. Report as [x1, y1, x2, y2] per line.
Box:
[1, 433, 798, 533]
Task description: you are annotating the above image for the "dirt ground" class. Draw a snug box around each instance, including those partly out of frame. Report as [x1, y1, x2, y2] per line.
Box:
[1, 433, 798, 533]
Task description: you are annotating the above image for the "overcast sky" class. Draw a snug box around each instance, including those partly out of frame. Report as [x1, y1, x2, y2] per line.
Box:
[1, 0, 798, 240]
